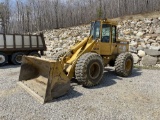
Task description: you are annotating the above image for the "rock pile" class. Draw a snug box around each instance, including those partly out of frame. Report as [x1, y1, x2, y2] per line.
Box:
[118, 17, 160, 67]
[44, 25, 90, 57]
[43, 17, 160, 67]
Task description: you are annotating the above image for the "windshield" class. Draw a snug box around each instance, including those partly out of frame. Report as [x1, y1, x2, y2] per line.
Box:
[90, 21, 100, 39]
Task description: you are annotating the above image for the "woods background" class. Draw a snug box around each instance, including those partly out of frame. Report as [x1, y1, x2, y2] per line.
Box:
[0, 0, 160, 34]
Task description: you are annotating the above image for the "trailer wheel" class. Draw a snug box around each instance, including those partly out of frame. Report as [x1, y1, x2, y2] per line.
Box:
[75, 52, 104, 87]
[0, 52, 8, 66]
[115, 52, 133, 77]
[11, 52, 25, 65]
[29, 52, 41, 57]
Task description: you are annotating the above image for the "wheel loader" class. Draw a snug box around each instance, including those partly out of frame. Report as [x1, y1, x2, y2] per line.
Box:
[18, 19, 133, 104]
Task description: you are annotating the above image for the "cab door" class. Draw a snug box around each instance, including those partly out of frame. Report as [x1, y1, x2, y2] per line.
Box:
[111, 26, 118, 55]
[99, 24, 112, 55]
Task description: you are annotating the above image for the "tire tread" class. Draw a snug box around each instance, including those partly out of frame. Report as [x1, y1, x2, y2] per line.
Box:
[75, 52, 104, 87]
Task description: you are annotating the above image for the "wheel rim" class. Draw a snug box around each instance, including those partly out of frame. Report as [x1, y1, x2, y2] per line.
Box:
[15, 55, 23, 63]
[89, 62, 100, 79]
[0, 55, 5, 63]
[125, 59, 132, 72]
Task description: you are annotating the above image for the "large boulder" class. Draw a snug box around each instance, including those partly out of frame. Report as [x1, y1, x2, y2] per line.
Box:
[144, 19, 152, 24]
[138, 50, 146, 57]
[149, 46, 160, 51]
[151, 42, 159, 46]
[157, 57, 160, 64]
[151, 34, 158, 39]
[144, 49, 160, 56]
[132, 53, 140, 64]
[152, 19, 159, 24]
[148, 39, 156, 43]
[142, 55, 158, 66]
[130, 21, 135, 27]
[155, 27, 160, 34]
[123, 29, 131, 35]
[133, 31, 138, 35]
[146, 44, 151, 49]
[130, 41, 138, 46]
[136, 21, 143, 27]
[136, 32, 145, 37]
[156, 36, 160, 41]
[129, 46, 137, 53]
[145, 35, 151, 39]
[140, 42, 146, 48]
[137, 46, 144, 50]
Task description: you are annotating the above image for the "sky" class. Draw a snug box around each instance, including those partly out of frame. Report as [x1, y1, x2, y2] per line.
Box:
[0, 0, 26, 4]
[0, 0, 27, 9]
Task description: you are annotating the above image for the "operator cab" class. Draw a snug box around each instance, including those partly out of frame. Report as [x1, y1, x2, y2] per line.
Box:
[90, 20, 117, 43]
[90, 19, 118, 55]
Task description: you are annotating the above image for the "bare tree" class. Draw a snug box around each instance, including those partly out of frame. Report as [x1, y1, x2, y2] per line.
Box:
[0, 0, 10, 33]
[0, 0, 160, 34]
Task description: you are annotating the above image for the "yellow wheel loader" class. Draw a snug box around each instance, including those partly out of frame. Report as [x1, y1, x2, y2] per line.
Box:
[18, 19, 133, 104]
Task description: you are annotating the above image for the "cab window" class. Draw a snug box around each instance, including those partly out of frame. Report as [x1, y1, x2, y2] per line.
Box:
[90, 21, 101, 39]
[101, 24, 111, 43]
[112, 26, 116, 43]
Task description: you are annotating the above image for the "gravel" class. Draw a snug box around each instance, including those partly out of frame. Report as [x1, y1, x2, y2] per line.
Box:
[0, 65, 160, 120]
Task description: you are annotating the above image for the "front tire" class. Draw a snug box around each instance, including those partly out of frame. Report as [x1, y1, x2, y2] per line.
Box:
[115, 52, 133, 77]
[75, 53, 104, 87]
[11, 52, 25, 65]
[0, 52, 8, 66]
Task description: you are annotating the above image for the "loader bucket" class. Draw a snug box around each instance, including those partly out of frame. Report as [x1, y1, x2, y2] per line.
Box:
[18, 56, 70, 104]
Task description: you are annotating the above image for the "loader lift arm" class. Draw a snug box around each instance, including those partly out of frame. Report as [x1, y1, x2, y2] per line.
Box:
[64, 36, 96, 79]
[62, 21, 101, 78]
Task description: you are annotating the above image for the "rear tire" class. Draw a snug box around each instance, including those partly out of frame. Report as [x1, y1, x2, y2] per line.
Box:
[115, 52, 133, 77]
[11, 52, 25, 65]
[0, 52, 8, 66]
[75, 53, 104, 87]
[52, 50, 67, 61]
[29, 51, 41, 57]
